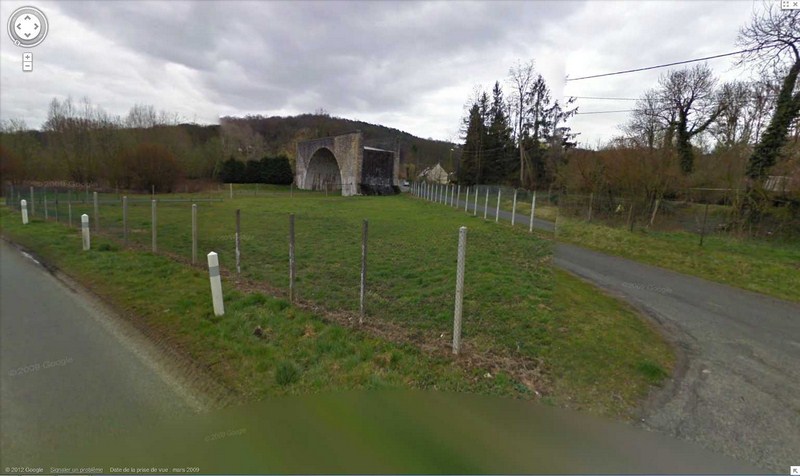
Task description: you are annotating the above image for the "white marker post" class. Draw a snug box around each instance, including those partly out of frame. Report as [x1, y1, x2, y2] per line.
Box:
[495, 189, 501, 223]
[207, 251, 225, 316]
[511, 189, 518, 226]
[20, 199, 28, 224]
[81, 214, 90, 251]
[529, 191, 537, 233]
[453, 226, 468, 355]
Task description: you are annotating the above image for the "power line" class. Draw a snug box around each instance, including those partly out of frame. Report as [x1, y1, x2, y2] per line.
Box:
[571, 96, 639, 101]
[566, 48, 757, 82]
[575, 110, 635, 115]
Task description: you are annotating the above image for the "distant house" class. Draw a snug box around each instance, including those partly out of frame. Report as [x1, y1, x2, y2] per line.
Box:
[764, 175, 797, 194]
[418, 163, 450, 184]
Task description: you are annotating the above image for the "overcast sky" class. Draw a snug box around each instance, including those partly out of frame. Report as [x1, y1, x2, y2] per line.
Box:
[0, 0, 766, 147]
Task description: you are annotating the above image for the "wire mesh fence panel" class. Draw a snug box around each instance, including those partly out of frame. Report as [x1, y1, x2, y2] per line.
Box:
[556, 189, 800, 242]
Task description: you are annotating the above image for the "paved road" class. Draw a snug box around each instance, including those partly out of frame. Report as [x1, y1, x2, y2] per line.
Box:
[426, 190, 800, 473]
[0, 241, 201, 467]
[0, 237, 763, 474]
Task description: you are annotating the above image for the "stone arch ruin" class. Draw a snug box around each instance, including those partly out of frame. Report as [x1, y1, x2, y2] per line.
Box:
[295, 132, 399, 196]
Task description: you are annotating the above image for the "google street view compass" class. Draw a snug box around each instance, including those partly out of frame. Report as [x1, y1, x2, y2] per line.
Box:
[8, 5, 48, 47]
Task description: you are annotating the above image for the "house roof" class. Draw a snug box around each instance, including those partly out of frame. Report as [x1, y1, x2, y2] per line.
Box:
[363, 146, 394, 153]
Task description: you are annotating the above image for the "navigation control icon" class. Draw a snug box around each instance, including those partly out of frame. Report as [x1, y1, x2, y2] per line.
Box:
[22, 52, 33, 72]
[7, 6, 49, 48]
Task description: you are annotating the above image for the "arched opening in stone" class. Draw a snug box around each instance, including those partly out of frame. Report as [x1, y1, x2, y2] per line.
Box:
[305, 147, 342, 191]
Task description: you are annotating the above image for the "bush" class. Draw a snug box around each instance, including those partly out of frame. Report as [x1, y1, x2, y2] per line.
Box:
[219, 157, 245, 183]
[121, 143, 182, 193]
[260, 155, 294, 184]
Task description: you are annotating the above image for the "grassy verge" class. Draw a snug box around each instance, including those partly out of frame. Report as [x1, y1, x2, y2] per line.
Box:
[556, 217, 800, 302]
[1, 190, 673, 417]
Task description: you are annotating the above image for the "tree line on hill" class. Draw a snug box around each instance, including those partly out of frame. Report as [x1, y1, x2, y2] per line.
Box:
[0, 100, 221, 192]
[1, 103, 461, 192]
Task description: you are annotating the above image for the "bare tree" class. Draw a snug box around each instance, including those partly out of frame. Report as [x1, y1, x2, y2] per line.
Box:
[624, 89, 674, 150]
[657, 63, 726, 174]
[508, 59, 535, 184]
[737, 6, 800, 179]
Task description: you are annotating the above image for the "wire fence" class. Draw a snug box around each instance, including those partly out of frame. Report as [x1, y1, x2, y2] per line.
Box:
[3, 181, 554, 361]
[557, 189, 800, 241]
[410, 180, 800, 242]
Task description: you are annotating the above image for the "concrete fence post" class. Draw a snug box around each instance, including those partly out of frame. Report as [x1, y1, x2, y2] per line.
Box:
[192, 204, 198, 265]
[473, 186, 478, 216]
[699, 203, 709, 247]
[151, 199, 157, 253]
[464, 187, 470, 213]
[484, 188, 489, 219]
[554, 205, 560, 238]
[81, 214, 90, 250]
[122, 196, 128, 245]
[93, 191, 99, 232]
[20, 199, 28, 224]
[235, 209, 241, 274]
[450, 184, 455, 207]
[289, 213, 296, 303]
[627, 202, 635, 232]
[650, 198, 661, 227]
[360, 219, 368, 324]
[453, 226, 467, 355]
[529, 191, 537, 233]
[495, 189, 501, 223]
[207, 251, 225, 316]
[30, 186, 35, 216]
[456, 185, 461, 208]
[511, 189, 518, 226]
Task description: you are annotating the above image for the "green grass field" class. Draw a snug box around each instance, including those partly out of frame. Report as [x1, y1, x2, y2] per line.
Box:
[555, 218, 800, 302]
[1, 187, 673, 417]
[419, 185, 799, 302]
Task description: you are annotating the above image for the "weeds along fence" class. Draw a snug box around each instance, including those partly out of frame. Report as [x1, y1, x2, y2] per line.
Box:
[409, 180, 799, 242]
[4, 182, 554, 359]
[557, 189, 800, 241]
